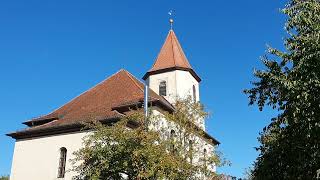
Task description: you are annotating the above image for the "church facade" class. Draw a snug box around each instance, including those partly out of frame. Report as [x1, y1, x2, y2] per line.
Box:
[7, 28, 220, 180]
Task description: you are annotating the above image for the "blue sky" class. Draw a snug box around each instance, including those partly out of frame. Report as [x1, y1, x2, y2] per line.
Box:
[0, 0, 286, 178]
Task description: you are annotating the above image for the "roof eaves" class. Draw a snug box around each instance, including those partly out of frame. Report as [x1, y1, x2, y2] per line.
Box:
[23, 117, 59, 126]
[142, 67, 201, 82]
[7, 115, 123, 140]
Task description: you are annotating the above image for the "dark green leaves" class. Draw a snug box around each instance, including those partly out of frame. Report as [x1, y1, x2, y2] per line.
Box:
[245, 0, 320, 179]
[71, 98, 227, 179]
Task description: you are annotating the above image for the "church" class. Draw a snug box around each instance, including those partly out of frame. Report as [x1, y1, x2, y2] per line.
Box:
[7, 23, 220, 180]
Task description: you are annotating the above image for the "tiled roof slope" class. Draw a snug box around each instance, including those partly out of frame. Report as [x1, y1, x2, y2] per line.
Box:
[143, 30, 201, 82]
[150, 30, 191, 71]
[7, 69, 219, 145]
[7, 69, 174, 138]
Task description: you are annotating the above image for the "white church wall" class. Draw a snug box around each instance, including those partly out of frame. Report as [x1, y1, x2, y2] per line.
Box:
[10, 131, 90, 180]
[175, 70, 200, 102]
[147, 71, 177, 104]
[10, 107, 214, 180]
[149, 109, 216, 173]
[147, 70, 200, 104]
[175, 71, 204, 129]
[147, 70, 204, 129]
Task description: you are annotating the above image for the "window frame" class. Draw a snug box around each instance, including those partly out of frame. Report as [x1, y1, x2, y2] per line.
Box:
[170, 130, 176, 153]
[57, 147, 67, 178]
[159, 81, 167, 96]
[193, 85, 197, 102]
[189, 140, 193, 164]
[203, 148, 207, 168]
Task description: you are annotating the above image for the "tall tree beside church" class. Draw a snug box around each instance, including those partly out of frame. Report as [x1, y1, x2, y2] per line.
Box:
[71, 98, 227, 180]
[0, 175, 9, 180]
[245, 0, 320, 179]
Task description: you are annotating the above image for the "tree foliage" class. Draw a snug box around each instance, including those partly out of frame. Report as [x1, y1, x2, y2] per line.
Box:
[245, 0, 320, 179]
[72, 97, 226, 179]
[0, 175, 9, 180]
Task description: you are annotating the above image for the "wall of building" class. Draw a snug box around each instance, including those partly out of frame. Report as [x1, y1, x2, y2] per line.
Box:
[147, 70, 204, 129]
[10, 109, 215, 180]
[175, 70, 200, 102]
[146, 71, 177, 104]
[147, 70, 200, 103]
[175, 71, 204, 130]
[149, 109, 215, 173]
[10, 131, 89, 180]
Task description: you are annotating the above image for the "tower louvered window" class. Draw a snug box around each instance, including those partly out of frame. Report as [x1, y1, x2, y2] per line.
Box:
[159, 81, 167, 96]
[58, 147, 67, 178]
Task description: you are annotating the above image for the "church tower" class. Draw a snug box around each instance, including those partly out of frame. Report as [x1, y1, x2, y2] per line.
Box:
[143, 25, 204, 129]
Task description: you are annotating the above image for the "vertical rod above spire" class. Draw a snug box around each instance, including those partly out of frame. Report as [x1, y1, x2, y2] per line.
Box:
[168, 10, 174, 30]
[169, 18, 174, 30]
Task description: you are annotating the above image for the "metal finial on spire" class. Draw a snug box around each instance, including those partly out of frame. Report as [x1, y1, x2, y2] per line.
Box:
[168, 10, 174, 30]
[169, 18, 174, 30]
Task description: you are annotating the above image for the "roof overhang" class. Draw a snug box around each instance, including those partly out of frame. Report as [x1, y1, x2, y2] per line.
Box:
[23, 117, 58, 127]
[7, 98, 175, 140]
[7, 97, 219, 145]
[6, 117, 122, 140]
[7, 117, 219, 145]
[143, 67, 201, 82]
[112, 98, 175, 114]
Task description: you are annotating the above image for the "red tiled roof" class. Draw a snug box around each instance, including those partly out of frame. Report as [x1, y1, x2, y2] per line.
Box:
[143, 30, 201, 82]
[7, 69, 219, 145]
[150, 30, 191, 71]
[10, 69, 174, 134]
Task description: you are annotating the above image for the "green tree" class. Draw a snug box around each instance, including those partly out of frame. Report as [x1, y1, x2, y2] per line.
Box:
[0, 175, 9, 180]
[72, 97, 227, 179]
[245, 0, 320, 179]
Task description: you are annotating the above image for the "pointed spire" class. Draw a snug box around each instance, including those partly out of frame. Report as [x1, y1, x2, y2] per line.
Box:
[150, 30, 192, 71]
[143, 29, 201, 82]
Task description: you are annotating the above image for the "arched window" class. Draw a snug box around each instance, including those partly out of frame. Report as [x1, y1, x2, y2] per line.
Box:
[203, 148, 207, 167]
[193, 85, 197, 102]
[170, 130, 175, 153]
[159, 81, 167, 96]
[189, 140, 193, 164]
[170, 129, 175, 138]
[58, 147, 67, 178]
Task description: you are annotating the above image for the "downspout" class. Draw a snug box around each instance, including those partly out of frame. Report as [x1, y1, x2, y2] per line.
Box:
[144, 84, 149, 131]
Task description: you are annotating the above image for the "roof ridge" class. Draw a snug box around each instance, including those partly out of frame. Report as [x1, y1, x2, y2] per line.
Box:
[150, 30, 172, 69]
[143, 30, 201, 82]
[30, 69, 128, 121]
[146, 30, 194, 72]
[172, 31, 190, 68]
[171, 30, 178, 67]
[123, 70, 145, 93]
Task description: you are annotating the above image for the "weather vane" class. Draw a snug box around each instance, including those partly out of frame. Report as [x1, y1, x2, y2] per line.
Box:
[168, 10, 174, 30]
